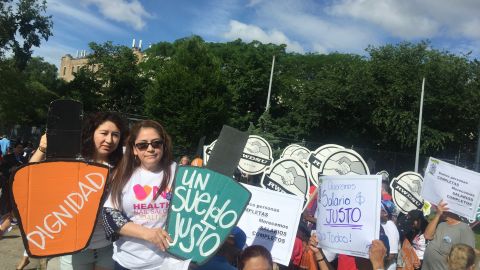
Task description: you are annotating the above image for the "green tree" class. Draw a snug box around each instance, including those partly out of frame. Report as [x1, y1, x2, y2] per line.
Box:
[87, 41, 146, 113]
[0, 58, 58, 126]
[0, 0, 53, 70]
[143, 36, 229, 150]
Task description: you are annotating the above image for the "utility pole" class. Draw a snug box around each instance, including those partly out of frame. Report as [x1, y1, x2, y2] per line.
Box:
[265, 55, 275, 112]
[414, 77, 425, 173]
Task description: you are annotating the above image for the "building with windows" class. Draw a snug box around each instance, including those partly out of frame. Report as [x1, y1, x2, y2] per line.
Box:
[59, 39, 145, 82]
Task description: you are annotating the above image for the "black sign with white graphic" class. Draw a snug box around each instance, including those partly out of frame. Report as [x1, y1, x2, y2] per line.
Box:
[320, 149, 369, 176]
[390, 172, 424, 214]
[238, 135, 273, 175]
[261, 158, 310, 207]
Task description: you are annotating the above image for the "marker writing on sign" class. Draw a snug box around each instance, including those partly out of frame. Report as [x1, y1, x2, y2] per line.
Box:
[170, 169, 238, 257]
[321, 189, 363, 229]
[26, 173, 105, 250]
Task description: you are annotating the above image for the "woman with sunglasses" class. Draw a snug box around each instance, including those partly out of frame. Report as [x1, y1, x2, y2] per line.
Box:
[103, 120, 189, 270]
[21, 112, 127, 270]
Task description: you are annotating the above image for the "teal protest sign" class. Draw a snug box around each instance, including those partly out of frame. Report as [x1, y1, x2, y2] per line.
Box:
[166, 166, 251, 264]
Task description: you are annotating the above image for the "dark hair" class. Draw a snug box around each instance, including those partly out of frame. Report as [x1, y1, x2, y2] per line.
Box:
[81, 112, 127, 166]
[408, 209, 428, 234]
[238, 245, 273, 270]
[109, 120, 173, 209]
[447, 244, 476, 270]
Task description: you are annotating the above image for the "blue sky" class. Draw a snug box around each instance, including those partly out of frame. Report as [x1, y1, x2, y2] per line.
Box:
[34, 0, 480, 67]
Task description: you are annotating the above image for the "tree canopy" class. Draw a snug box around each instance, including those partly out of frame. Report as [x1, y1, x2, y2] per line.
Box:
[1, 34, 479, 171]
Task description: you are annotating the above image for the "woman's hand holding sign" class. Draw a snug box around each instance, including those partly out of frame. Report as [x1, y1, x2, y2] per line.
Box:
[145, 227, 172, 252]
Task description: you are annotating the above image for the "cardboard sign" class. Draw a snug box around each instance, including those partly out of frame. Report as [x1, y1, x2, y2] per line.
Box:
[320, 149, 369, 176]
[422, 157, 480, 220]
[238, 135, 273, 175]
[46, 100, 83, 159]
[11, 161, 109, 257]
[237, 184, 303, 266]
[260, 158, 310, 208]
[316, 175, 382, 258]
[289, 146, 311, 170]
[309, 144, 345, 186]
[167, 167, 251, 264]
[203, 140, 216, 166]
[390, 172, 424, 214]
[280, 144, 302, 159]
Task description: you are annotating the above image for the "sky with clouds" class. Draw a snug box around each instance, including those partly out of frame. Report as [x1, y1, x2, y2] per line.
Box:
[34, 0, 480, 67]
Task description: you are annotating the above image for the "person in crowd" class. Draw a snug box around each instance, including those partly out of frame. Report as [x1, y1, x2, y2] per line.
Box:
[308, 233, 332, 270]
[179, 155, 190, 166]
[196, 226, 247, 270]
[0, 134, 10, 157]
[409, 210, 428, 266]
[103, 120, 189, 270]
[422, 200, 475, 270]
[20, 112, 127, 270]
[369, 239, 388, 270]
[0, 141, 27, 179]
[381, 200, 400, 270]
[238, 245, 273, 270]
[447, 244, 476, 270]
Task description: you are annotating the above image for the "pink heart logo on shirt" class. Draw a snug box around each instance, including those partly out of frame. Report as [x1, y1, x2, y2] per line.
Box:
[133, 184, 152, 201]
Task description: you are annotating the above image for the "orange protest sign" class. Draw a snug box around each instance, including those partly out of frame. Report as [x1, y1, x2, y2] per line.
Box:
[11, 161, 109, 257]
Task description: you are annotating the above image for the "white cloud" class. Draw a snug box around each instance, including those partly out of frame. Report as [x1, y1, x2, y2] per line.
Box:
[223, 20, 305, 53]
[249, 0, 379, 54]
[48, 0, 124, 34]
[328, 0, 480, 40]
[82, 0, 151, 30]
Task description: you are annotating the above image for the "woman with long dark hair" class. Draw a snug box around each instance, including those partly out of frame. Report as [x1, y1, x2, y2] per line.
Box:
[103, 120, 189, 270]
[20, 112, 127, 270]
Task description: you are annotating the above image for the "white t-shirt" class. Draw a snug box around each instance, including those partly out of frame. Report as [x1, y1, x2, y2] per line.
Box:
[412, 233, 426, 260]
[381, 220, 399, 254]
[104, 163, 189, 270]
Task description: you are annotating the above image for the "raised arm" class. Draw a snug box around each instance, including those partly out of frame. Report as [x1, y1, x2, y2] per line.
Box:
[424, 200, 448, 240]
[29, 134, 47, 163]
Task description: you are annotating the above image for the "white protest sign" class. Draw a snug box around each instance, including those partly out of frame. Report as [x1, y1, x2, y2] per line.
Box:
[237, 184, 303, 266]
[238, 135, 273, 175]
[316, 175, 382, 258]
[280, 144, 302, 159]
[260, 158, 310, 208]
[422, 157, 480, 220]
[390, 172, 424, 214]
[309, 144, 345, 186]
[321, 149, 370, 176]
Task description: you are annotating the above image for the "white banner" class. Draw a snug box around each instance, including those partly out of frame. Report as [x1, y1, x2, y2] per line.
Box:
[422, 157, 480, 220]
[316, 175, 382, 258]
[237, 184, 303, 266]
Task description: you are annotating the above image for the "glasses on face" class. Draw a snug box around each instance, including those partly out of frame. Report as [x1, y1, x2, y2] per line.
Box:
[134, 140, 164, 151]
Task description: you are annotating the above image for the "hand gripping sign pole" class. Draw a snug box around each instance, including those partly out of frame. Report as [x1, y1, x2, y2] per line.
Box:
[11, 100, 110, 257]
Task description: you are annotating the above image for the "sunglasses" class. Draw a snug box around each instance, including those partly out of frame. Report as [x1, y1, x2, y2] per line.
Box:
[134, 140, 164, 151]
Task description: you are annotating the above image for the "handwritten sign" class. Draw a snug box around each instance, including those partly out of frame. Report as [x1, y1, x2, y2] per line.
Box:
[237, 184, 303, 266]
[316, 175, 381, 258]
[11, 161, 109, 257]
[422, 157, 480, 220]
[167, 166, 251, 264]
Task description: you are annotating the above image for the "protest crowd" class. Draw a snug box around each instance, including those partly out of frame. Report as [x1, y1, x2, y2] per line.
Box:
[0, 110, 479, 270]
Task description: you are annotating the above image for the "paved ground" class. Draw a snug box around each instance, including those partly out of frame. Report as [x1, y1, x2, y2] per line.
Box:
[0, 226, 60, 270]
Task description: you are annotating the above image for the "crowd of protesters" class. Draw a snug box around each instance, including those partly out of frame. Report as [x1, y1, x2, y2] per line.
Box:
[0, 113, 478, 270]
